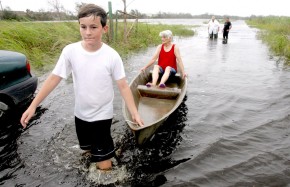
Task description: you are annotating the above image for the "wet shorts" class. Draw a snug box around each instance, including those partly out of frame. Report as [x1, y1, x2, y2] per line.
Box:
[75, 117, 115, 162]
[159, 66, 177, 76]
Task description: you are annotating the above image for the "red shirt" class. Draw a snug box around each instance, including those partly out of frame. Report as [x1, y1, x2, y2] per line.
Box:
[158, 44, 177, 71]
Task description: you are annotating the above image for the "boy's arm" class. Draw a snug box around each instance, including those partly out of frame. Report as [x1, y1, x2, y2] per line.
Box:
[141, 45, 162, 71]
[116, 78, 144, 126]
[20, 74, 62, 128]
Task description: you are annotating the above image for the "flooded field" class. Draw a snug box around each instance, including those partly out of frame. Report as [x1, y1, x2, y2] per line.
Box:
[1, 19, 290, 187]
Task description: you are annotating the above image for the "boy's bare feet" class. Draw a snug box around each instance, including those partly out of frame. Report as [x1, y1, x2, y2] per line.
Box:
[96, 159, 112, 171]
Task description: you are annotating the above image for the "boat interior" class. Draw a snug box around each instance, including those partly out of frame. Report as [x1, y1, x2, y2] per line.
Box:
[128, 72, 184, 126]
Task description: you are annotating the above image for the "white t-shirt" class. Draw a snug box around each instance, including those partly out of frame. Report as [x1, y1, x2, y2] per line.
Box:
[52, 42, 125, 122]
[208, 19, 220, 34]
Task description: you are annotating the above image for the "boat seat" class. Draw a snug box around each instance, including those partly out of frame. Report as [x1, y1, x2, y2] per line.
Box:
[137, 85, 181, 99]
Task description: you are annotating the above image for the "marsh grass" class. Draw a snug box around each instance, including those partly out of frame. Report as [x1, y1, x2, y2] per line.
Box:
[0, 21, 80, 71]
[246, 17, 290, 64]
[0, 21, 195, 72]
[109, 23, 195, 58]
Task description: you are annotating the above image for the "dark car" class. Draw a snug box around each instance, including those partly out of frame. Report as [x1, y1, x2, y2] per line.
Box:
[0, 50, 38, 117]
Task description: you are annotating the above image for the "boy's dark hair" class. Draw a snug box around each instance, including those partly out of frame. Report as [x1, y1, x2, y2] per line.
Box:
[77, 4, 107, 27]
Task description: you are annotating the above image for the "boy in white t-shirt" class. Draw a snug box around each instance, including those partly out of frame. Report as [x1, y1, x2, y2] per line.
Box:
[20, 4, 143, 170]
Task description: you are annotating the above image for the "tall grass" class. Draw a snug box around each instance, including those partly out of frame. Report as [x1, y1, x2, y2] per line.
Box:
[109, 23, 195, 58]
[246, 17, 290, 64]
[0, 21, 80, 71]
[0, 21, 195, 72]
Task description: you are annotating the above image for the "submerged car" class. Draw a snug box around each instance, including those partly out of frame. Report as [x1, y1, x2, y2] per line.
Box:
[0, 50, 38, 117]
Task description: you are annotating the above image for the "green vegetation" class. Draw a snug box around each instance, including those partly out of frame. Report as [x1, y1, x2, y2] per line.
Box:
[0, 21, 80, 72]
[0, 21, 195, 73]
[246, 16, 290, 64]
[1, 8, 247, 21]
[110, 23, 196, 58]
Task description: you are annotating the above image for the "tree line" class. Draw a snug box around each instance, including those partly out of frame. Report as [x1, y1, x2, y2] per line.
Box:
[0, 6, 249, 21]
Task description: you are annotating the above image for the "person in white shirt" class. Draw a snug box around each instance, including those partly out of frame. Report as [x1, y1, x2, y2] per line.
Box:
[20, 4, 143, 171]
[208, 16, 220, 39]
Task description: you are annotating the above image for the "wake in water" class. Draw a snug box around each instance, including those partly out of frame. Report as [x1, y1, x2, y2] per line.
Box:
[87, 163, 127, 185]
[67, 144, 130, 185]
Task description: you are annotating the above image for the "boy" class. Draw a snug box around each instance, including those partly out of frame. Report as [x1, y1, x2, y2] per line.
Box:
[141, 30, 186, 88]
[20, 4, 143, 170]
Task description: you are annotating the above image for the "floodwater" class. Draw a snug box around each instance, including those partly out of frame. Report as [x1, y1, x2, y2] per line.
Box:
[1, 19, 290, 187]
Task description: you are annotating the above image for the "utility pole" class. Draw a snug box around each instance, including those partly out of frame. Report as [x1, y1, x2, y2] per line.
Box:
[108, 1, 114, 42]
[122, 0, 127, 43]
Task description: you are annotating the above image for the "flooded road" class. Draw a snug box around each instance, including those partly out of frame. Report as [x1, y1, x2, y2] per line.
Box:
[1, 19, 290, 186]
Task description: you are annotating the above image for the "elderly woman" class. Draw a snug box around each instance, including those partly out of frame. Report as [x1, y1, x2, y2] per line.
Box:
[140, 30, 187, 88]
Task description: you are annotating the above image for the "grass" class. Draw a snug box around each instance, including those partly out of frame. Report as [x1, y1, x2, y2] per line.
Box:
[109, 22, 196, 58]
[0, 21, 80, 72]
[0, 21, 195, 73]
[246, 16, 290, 64]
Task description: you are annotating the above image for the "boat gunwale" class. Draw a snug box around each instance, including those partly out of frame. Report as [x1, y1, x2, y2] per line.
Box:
[122, 69, 187, 131]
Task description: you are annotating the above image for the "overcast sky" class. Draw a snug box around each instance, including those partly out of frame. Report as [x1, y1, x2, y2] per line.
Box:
[1, 0, 289, 17]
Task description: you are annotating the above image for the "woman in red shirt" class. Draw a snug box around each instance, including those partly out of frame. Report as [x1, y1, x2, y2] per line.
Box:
[141, 30, 187, 88]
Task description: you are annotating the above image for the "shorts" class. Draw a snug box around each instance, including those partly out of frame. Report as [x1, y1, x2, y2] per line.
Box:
[159, 66, 177, 76]
[75, 117, 115, 162]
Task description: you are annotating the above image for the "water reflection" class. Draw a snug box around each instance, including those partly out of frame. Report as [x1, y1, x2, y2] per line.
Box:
[118, 96, 188, 186]
[2, 19, 290, 186]
[207, 38, 218, 51]
[0, 117, 22, 184]
[0, 102, 46, 184]
[221, 42, 230, 61]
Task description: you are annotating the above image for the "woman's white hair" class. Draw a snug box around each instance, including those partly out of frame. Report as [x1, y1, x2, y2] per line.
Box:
[159, 30, 173, 39]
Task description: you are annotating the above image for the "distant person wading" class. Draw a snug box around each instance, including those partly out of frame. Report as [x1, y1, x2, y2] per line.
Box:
[208, 16, 220, 39]
[222, 17, 232, 44]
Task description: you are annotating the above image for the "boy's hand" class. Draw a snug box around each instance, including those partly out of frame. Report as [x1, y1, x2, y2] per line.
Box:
[20, 107, 36, 128]
[140, 67, 146, 72]
[132, 113, 144, 127]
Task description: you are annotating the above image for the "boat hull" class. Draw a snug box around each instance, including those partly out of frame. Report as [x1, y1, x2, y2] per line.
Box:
[122, 68, 187, 145]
